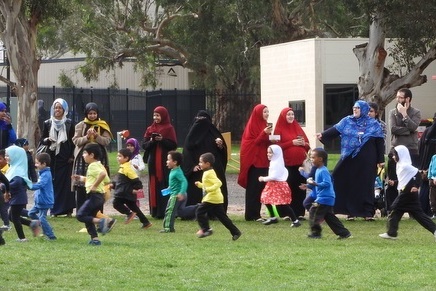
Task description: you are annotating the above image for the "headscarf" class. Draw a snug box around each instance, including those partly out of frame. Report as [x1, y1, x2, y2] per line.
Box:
[334, 100, 384, 159]
[424, 113, 436, 145]
[126, 138, 140, 157]
[274, 107, 310, 166]
[266, 145, 288, 182]
[14, 138, 29, 147]
[83, 102, 113, 139]
[395, 145, 418, 190]
[5, 145, 32, 188]
[144, 106, 177, 143]
[49, 98, 69, 155]
[238, 104, 270, 188]
[0, 102, 10, 130]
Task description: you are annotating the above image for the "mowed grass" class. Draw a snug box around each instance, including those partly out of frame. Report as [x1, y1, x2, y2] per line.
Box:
[1, 216, 436, 290]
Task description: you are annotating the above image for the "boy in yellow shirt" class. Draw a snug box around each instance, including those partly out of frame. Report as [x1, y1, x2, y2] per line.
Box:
[73, 143, 116, 245]
[195, 152, 241, 240]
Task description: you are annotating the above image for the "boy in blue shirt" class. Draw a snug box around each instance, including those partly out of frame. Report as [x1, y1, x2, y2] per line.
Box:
[301, 148, 351, 239]
[28, 153, 57, 240]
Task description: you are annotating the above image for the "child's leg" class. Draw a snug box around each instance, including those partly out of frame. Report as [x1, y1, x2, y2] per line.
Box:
[36, 208, 55, 239]
[124, 199, 151, 226]
[323, 210, 350, 237]
[76, 194, 104, 239]
[10, 204, 26, 239]
[196, 202, 212, 231]
[212, 203, 241, 236]
[429, 183, 436, 216]
[162, 195, 178, 232]
[409, 209, 436, 234]
[112, 198, 131, 215]
[386, 209, 404, 237]
[276, 204, 298, 222]
[308, 204, 325, 237]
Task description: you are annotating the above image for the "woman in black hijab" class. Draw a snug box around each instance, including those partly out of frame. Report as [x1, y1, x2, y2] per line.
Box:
[182, 110, 229, 212]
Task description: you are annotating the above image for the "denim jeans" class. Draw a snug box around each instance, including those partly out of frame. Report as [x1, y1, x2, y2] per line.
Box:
[28, 206, 56, 239]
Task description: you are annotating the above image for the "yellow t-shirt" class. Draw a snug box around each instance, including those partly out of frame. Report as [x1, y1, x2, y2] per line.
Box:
[85, 161, 110, 194]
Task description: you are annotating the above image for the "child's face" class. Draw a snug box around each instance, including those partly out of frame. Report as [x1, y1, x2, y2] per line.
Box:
[166, 154, 177, 169]
[0, 155, 7, 168]
[310, 152, 322, 167]
[126, 144, 135, 153]
[23, 144, 29, 151]
[198, 157, 210, 171]
[34, 158, 46, 171]
[267, 147, 273, 161]
[116, 153, 129, 165]
[82, 150, 93, 164]
[4, 154, 10, 164]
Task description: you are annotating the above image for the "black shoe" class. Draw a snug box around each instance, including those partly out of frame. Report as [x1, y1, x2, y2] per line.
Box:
[0, 236, 5, 246]
[263, 218, 278, 225]
[337, 233, 352, 240]
[198, 229, 213, 238]
[307, 233, 321, 239]
[232, 232, 242, 241]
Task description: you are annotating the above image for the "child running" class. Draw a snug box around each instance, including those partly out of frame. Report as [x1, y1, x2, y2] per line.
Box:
[195, 152, 241, 240]
[73, 143, 116, 245]
[379, 145, 436, 240]
[258, 145, 301, 227]
[301, 148, 352, 239]
[28, 153, 57, 240]
[111, 148, 152, 229]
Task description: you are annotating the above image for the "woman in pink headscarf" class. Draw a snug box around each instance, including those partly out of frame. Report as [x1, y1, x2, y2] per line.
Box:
[143, 106, 177, 218]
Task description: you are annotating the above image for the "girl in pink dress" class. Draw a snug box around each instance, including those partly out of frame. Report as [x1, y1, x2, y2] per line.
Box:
[258, 144, 301, 227]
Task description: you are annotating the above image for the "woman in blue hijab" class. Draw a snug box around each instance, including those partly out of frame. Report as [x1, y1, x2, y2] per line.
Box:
[316, 100, 385, 220]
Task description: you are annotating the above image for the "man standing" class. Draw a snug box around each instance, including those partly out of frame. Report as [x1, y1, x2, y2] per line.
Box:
[389, 88, 421, 166]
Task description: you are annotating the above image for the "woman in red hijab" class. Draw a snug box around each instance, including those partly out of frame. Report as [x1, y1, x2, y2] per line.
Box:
[274, 107, 310, 219]
[238, 104, 272, 221]
[143, 106, 177, 218]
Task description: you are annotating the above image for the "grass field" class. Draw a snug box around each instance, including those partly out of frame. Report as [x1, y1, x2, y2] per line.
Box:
[2, 215, 436, 290]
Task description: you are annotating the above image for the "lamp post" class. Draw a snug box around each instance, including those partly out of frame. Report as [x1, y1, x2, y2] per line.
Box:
[1, 44, 11, 108]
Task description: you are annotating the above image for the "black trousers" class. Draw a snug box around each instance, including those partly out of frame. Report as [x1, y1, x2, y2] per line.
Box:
[10, 204, 32, 240]
[386, 191, 436, 237]
[245, 166, 268, 221]
[113, 197, 150, 225]
[76, 192, 104, 239]
[309, 203, 350, 237]
[197, 202, 240, 236]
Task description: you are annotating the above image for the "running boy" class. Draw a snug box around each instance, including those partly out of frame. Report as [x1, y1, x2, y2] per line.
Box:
[195, 152, 241, 240]
[301, 148, 351, 239]
[379, 145, 436, 240]
[161, 151, 197, 232]
[28, 153, 57, 240]
[73, 143, 116, 245]
[111, 148, 152, 229]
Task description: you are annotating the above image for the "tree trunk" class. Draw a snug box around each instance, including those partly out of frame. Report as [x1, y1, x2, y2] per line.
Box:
[0, 0, 40, 148]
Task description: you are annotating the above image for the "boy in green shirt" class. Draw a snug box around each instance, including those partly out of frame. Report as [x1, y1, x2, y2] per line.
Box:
[73, 143, 116, 245]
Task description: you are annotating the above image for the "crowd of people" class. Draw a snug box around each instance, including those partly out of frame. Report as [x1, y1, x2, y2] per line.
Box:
[1, 86, 436, 245]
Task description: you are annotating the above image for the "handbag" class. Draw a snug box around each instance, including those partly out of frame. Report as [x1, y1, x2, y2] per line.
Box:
[36, 143, 50, 155]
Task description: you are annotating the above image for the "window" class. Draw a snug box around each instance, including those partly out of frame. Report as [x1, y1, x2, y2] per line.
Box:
[288, 100, 305, 126]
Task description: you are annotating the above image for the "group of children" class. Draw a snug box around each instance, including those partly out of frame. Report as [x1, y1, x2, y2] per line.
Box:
[2, 135, 436, 246]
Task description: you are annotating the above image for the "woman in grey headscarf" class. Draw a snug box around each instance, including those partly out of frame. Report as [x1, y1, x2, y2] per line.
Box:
[39, 98, 75, 216]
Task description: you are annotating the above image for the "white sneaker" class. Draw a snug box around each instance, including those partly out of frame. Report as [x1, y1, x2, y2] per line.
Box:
[379, 233, 397, 240]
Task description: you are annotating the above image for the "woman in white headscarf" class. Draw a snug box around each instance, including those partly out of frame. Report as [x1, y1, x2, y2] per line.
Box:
[379, 145, 436, 240]
[39, 98, 75, 216]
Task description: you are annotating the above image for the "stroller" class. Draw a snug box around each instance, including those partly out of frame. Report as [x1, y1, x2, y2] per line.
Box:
[374, 166, 388, 217]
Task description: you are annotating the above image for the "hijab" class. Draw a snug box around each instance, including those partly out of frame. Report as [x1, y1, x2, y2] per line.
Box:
[274, 107, 310, 166]
[0, 102, 10, 130]
[334, 100, 384, 159]
[126, 138, 140, 157]
[266, 145, 288, 182]
[395, 145, 418, 190]
[144, 106, 177, 143]
[83, 102, 113, 139]
[238, 104, 270, 188]
[49, 98, 69, 155]
[5, 145, 32, 188]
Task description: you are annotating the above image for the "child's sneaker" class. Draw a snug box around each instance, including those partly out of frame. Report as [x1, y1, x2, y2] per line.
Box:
[16, 238, 28, 242]
[0, 225, 11, 231]
[291, 221, 301, 227]
[232, 232, 242, 241]
[104, 218, 117, 235]
[198, 229, 213, 238]
[379, 233, 397, 240]
[337, 233, 352, 239]
[159, 228, 175, 233]
[88, 239, 101, 246]
[30, 220, 41, 237]
[141, 222, 153, 229]
[0, 233, 5, 246]
[125, 212, 137, 224]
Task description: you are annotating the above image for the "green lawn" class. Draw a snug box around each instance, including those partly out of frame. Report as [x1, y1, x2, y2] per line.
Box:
[2, 216, 435, 290]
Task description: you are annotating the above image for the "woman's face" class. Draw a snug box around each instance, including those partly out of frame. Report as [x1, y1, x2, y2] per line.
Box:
[87, 110, 98, 121]
[153, 112, 162, 124]
[352, 105, 361, 118]
[53, 103, 64, 120]
[286, 110, 295, 123]
[262, 107, 269, 121]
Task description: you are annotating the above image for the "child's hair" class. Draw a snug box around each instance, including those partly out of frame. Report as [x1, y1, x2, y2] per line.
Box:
[14, 138, 29, 147]
[200, 152, 215, 166]
[168, 150, 183, 166]
[118, 148, 132, 161]
[36, 152, 51, 166]
[83, 143, 102, 160]
[0, 149, 4, 158]
[312, 148, 328, 163]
